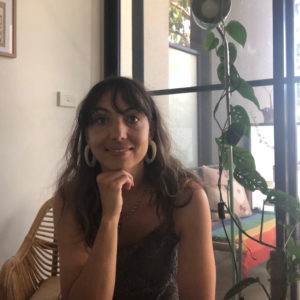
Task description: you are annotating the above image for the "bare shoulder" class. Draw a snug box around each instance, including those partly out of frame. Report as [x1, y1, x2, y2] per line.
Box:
[174, 180, 215, 299]
[53, 187, 74, 229]
[53, 188, 85, 246]
[53, 181, 80, 228]
[174, 180, 211, 238]
[53, 189, 89, 298]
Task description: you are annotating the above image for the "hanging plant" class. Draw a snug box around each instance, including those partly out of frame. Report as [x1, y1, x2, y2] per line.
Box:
[204, 17, 300, 300]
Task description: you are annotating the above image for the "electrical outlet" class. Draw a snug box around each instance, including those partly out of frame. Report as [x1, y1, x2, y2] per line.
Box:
[57, 91, 76, 108]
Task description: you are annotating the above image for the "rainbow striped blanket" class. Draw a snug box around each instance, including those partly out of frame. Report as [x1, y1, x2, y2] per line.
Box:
[212, 212, 276, 277]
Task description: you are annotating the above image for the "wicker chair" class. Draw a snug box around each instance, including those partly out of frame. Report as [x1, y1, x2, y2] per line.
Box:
[0, 198, 60, 300]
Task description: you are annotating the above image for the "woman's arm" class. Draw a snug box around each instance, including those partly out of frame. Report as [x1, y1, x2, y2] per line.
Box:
[54, 170, 134, 300]
[174, 183, 216, 300]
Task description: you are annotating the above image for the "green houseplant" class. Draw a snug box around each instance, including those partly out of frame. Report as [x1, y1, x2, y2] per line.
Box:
[188, 0, 300, 299]
[170, 1, 300, 298]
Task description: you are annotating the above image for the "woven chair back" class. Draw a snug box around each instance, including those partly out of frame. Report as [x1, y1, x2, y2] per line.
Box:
[0, 198, 59, 300]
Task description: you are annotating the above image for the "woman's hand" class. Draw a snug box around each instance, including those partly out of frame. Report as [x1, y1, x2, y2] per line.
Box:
[54, 171, 134, 300]
[96, 170, 134, 220]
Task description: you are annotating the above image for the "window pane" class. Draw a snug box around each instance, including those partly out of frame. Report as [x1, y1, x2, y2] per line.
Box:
[250, 125, 274, 211]
[153, 92, 198, 168]
[169, 47, 197, 88]
[142, 0, 273, 90]
[169, 0, 191, 48]
[295, 0, 300, 76]
[231, 85, 274, 124]
[153, 90, 225, 168]
[153, 86, 275, 163]
[144, 0, 202, 90]
[218, 0, 273, 82]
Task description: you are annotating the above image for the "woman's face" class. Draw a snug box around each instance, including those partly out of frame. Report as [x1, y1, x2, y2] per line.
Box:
[85, 92, 151, 174]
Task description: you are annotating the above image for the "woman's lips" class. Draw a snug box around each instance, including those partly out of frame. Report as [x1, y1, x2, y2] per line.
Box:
[105, 147, 132, 156]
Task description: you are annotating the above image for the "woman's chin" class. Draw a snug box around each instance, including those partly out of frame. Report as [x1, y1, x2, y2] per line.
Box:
[100, 163, 131, 172]
[100, 161, 144, 175]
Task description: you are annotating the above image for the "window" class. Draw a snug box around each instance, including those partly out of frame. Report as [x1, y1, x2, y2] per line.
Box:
[105, 3, 300, 291]
[102, 0, 300, 183]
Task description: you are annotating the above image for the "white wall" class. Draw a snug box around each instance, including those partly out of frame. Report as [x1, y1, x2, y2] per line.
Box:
[143, 0, 171, 139]
[121, 0, 132, 77]
[144, 0, 169, 91]
[0, 0, 103, 266]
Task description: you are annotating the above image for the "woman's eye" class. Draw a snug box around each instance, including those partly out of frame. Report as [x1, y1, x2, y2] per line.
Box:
[127, 115, 140, 124]
[93, 116, 107, 125]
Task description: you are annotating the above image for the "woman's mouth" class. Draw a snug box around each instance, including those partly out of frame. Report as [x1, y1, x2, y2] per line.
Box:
[105, 147, 133, 156]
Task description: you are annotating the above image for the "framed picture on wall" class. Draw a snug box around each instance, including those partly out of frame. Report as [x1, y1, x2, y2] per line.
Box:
[0, 0, 16, 58]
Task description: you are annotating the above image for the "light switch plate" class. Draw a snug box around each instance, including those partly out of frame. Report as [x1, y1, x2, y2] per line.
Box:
[57, 91, 76, 108]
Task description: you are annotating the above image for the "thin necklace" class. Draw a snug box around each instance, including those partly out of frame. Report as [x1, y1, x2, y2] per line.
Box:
[118, 187, 146, 232]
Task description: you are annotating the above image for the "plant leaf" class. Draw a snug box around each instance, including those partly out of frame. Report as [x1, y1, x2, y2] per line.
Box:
[233, 146, 256, 170]
[235, 78, 260, 109]
[267, 189, 300, 222]
[225, 20, 247, 47]
[234, 167, 269, 194]
[205, 32, 219, 51]
[215, 137, 222, 149]
[230, 105, 250, 137]
[217, 63, 239, 86]
[229, 64, 240, 90]
[286, 237, 300, 259]
[286, 237, 296, 256]
[291, 257, 300, 266]
[216, 45, 224, 61]
[217, 43, 237, 64]
[224, 277, 260, 299]
[229, 43, 238, 63]
[224, 123, 244, 146]
[217, 63, 224, 83]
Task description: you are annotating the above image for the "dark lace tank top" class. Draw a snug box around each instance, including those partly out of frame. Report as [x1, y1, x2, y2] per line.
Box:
[113, 226, 179, 300]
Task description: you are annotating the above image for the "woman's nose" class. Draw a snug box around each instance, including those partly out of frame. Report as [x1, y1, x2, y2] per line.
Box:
[110, 119, 127, 140]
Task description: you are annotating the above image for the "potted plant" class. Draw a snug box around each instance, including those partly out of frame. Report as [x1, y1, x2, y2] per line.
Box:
[190, 0, 300, 299]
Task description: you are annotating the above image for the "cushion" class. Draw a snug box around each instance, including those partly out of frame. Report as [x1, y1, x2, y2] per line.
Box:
[30, 276, 60, 300]
[201, 165, 252, 220]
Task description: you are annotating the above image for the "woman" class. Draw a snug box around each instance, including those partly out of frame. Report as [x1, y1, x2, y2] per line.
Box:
[54, 77, 216, 300]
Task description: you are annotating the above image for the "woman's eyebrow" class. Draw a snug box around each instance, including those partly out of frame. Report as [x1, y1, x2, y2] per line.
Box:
[92, 106, 139, 114]
[92, 107, 111, 113]
[123, 107, 137, 113]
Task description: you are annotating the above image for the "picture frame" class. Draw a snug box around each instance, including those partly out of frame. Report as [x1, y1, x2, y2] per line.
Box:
[0, 0, 16, 58]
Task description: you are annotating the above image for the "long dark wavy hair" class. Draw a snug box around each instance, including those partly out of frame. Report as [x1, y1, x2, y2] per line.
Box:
[57, 76, 200, 247]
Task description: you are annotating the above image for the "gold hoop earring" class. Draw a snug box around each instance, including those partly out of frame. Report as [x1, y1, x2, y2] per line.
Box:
[145, 140, 157, 164]
[84, 145, 96, 167]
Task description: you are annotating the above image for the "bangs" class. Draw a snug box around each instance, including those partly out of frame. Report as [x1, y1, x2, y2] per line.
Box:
[109, 82, 153, 120]
[79, 77, 156, 129]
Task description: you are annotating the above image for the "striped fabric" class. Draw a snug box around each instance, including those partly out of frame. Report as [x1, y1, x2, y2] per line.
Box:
[212, 212, 276, 277]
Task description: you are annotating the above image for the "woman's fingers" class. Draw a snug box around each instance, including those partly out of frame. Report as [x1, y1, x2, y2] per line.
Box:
[96, 170, 134, 219]
[96, 170, 134, 190]
[123, 181, 132, 191]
